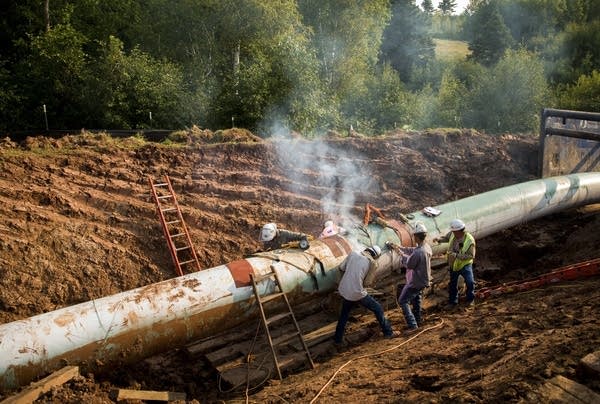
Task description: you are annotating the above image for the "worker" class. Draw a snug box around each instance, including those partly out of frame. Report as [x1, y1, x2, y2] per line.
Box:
[334, 245, 400, 346]
[319, 219, 346, 239]
[259, 223, 308, 251]
[388, 222, 432, 334]
[437, 218, 476, 308]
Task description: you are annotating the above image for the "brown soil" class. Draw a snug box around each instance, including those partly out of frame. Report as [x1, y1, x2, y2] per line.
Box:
[0, 129, 599, 403]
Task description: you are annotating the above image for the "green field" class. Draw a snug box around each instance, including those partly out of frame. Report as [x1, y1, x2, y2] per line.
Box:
[434, 38, 470, 61]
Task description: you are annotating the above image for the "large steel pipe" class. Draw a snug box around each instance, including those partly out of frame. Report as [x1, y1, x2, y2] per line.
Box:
[1, 173, 600, 391]
[408, 172, 600, 254]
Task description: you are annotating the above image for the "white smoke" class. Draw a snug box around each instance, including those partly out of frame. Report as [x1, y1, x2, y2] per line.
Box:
[271, 127, 378, 230]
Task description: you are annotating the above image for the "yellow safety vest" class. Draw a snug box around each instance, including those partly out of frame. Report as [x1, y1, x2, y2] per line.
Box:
[448, 232, 475, 271]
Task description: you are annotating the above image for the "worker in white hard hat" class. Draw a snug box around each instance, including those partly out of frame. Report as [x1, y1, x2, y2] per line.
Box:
[444, 218, 476, 308]
[334, 245, 400, 346]
[259, 223, 308, 251]
[387, 222, 432, 334]
[319, 219, 346, 239]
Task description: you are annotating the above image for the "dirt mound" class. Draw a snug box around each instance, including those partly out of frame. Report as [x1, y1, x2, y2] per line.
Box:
[0, 129, 599, 402]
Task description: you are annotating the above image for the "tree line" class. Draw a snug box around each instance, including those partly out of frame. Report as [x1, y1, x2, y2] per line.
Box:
[0, 0, 598, 136]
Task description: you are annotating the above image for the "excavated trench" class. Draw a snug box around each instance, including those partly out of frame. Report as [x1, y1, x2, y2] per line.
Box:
[0, 130, 599, 402]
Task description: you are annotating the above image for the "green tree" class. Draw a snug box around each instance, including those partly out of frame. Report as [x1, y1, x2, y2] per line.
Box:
[421, 0, 434, 13]
[208, 0, 327, 134]
[428, 59, 484, 128]
[439, 0, 457, 15]
[465, 1, 513, 66]
[380, 0, 435, 84]
[465, 49, 548, 133]
[433, 72, 467, 127]
[561, 19, 600, 82]
[362, 63, 413, 131]
[299, 0, 390, 131]
[16, 23, 89, 129]
[557, 70, 600, 112]
[499, 0, 566, 44]
[88, 36, 195, 129]
[0, 61, 23, 131]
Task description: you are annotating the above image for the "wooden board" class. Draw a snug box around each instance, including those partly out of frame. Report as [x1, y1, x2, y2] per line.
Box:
[115, 389, 186, 401]
[580, 350, 600, 376]
[535, 375, 600, 403]
[1, 366, 79, 404]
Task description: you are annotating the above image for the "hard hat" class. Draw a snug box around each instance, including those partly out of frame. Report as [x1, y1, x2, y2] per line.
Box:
[372, 245, 382, 257]
[320, 224, 337, 238]
[414, 222, 427, 234]
[260, 223, 277, 242]
[365, 245, 381, 258]
[450, 219, 466, 232]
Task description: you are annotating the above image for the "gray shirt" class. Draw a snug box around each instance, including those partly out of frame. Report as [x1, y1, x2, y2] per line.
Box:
[338, 251, 370, 301]
[405, 243, 432, 290]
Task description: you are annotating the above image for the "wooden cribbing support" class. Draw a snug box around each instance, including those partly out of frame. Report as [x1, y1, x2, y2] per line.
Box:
[536, 375, 600, 403]
[114, 389, 186, 402]
[0, 366, 79, 404]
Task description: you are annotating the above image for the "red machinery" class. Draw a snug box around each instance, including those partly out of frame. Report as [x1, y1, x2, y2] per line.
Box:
[476, 258, 600, 299]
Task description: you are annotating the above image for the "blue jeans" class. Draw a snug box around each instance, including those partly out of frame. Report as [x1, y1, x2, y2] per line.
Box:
[448, 263, 475, 305]
[334, 294, 392, 343]
[398, 285, 423, 329]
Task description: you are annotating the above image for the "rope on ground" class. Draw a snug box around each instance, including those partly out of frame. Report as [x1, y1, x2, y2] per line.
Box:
[308, 318, 445, 404]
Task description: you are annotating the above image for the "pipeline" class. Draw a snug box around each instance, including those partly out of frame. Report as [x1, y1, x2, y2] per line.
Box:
[1, 172, 600, 391]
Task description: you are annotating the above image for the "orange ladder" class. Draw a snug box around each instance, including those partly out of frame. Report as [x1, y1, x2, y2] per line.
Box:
[250, 267, 315, 379]
[149, 175, 202, 276]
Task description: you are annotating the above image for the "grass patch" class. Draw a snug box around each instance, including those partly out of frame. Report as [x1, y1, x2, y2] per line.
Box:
[434, 38, 470, 61]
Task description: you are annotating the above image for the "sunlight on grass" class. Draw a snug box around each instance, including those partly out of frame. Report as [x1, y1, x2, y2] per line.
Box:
[434, 38, 470, 61]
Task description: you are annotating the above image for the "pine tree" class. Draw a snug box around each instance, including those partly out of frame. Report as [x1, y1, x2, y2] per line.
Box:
[421, 0, 434, 13]
[380, 0, 435, 82]
[438, 0, 457, 15]
[466, 1, 513, 66]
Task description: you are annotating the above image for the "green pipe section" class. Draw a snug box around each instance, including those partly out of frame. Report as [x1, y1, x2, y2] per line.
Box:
[399, 172, 600, 254]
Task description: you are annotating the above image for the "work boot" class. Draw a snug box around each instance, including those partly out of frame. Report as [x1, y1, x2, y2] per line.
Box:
[384, 331, 402, 339]
[333, 338, 349, 351]
[403, 327, 419, 336]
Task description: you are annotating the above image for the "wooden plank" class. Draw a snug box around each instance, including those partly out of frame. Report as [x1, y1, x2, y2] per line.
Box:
[115, 389, 186, 401]
[580, 351, 600, 377]
[186, 326, 257, 356]
[204, 318, 298, 366]
[216, 365, 271, 390]
[536, 375, 600, 403]
[204, 341, 254, 366]
[1, 366, 79, 404]
[289, 322, 336, 350]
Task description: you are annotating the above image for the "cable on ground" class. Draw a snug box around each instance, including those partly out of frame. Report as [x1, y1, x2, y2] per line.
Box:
[309, 318, 445, 404]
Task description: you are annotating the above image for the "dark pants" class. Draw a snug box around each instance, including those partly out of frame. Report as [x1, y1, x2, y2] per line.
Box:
[398, 285, 423, 329]
[448, 264, 475, 305]
[334, 294, 392, 343]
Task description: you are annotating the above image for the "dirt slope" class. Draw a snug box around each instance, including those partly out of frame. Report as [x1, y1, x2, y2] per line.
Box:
[0, 129, 599, 403]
